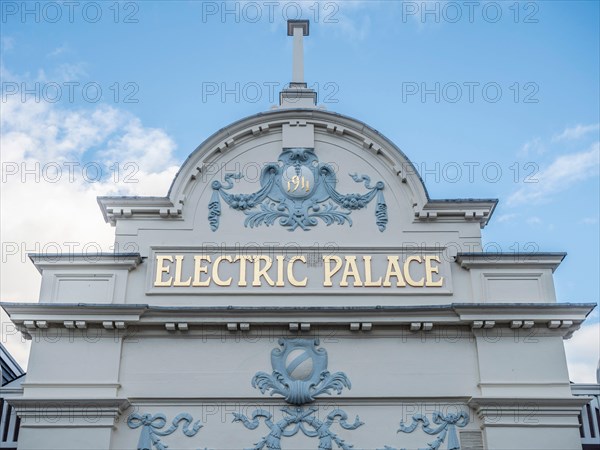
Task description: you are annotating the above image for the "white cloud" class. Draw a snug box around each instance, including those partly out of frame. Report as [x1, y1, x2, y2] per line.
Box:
[330, 7, 371, 41]
[0, 69, 179, 369]
[553, 123, 600, 142]
[53, 62, 88, 80]
[518, 137, 545, 157]
[526, 216, 542, 226]
[1, 36, 15, 52]
[508, 142, 600, 205]
[47, 44, 70, 58]
[99, 117, 178, 174]
[497, 213, 518, 223]
[565, 318, 600, 383]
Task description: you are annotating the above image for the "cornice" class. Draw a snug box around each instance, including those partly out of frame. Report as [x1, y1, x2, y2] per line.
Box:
[96, 196, 182, 225]
[456, 252, 567, 272]
[468, 396, 590, 427]
[417, 199, 498, 228]
[29, 253, 143, 274]
[2, 302, 595, 340]
[7, 398, 130, 427]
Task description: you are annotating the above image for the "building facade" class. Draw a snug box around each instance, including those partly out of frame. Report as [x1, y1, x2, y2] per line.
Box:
[1, 20, 597, 450]
[1, 342, 25, 450]
[573, 380, 600, 450]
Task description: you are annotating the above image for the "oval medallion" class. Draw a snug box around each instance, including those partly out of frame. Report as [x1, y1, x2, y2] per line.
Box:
[285, 348, 314, 380]
[281, 165, 315, 199]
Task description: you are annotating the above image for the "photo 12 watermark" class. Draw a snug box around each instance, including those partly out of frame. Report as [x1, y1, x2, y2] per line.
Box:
[401, 1, 540, 24]
[1, 81, 140, 104]
[1, 241, 140, 264]
[201, 81, 339, 104]
[201, 1, 340, 24]
[1, 1, 139, 24]
[1, 161, 140, 184]
[400, 82, 540, 104]
[0, 1, 140, 23]
[404, 161, 539, 184]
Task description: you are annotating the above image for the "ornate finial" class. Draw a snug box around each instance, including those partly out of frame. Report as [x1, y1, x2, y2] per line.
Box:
[278, 20, 317, 108]
[287, 20, 309, 86]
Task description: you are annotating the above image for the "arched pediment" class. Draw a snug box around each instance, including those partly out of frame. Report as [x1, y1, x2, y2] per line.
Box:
[98, 108, 496, 248]
[167, 108, 430, 213]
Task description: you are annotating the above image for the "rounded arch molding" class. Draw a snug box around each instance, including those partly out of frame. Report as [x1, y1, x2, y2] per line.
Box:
[168, 109, 429, 214]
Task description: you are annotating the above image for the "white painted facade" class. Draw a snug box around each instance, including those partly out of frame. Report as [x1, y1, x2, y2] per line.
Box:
[1, 21, 596, 450]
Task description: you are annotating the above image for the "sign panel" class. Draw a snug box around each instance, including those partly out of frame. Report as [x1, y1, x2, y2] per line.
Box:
[146, 247, 453, 295]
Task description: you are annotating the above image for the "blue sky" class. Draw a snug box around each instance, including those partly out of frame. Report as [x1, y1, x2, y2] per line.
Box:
[1, 1, 599, 378]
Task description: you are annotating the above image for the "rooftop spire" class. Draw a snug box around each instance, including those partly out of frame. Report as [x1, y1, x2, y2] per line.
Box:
[288, 20, 309, 86]
[277, 20, 317, 109]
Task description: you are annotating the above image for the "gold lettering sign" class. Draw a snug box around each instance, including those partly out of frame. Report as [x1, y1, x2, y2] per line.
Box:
[152, 254, 445, 289]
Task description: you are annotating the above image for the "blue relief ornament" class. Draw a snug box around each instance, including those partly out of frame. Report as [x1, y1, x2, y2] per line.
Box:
[127, 412, 203, 450]
[208, 147, 388, 232]
[252, 338, 351, 405]
[380, 411, 469, 450]
[233, 406, 363, 450]
[234, 338, 363, 449]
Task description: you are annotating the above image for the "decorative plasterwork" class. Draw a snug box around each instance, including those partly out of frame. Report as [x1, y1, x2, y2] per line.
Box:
[252, 338, 351, 405]
[234, 407, 363, 450]
[234, 338, 362, 449]
[127, 412, 203, 450]
[381, 411, 470, 450]
[208, 147, 387, 232]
